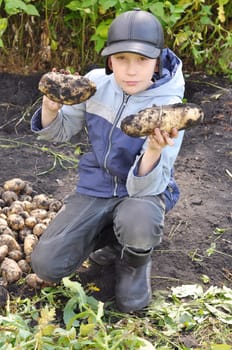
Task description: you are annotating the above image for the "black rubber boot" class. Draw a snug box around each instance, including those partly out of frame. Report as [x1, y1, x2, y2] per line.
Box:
[115, 248, 152, 313]
[89, 245, 119, 266]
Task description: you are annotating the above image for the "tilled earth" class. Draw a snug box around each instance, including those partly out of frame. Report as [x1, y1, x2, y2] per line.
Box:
[0, 71, 231, 304]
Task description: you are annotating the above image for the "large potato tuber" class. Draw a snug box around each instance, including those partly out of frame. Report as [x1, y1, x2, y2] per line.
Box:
[0, 211, 7, 219]
[25, 216, 38, 228]
[7, 213, 24, 230]
[2, 191, 18, 206]
[18, 259, 31, 273]
[19, 210, 30, 220]
[0, 225, 13, 236]
[0, 234, 21, 251]
[38, 71, 96, 105]
[8, 249, 23, 261]
[33, 223, 47, 237]
[30, 208, 48, 220]
[47, 211, 57, 220]
[21, 200, 34, 211]
[1, 257, 22, 283]
[49, 199, 62, 212]
[120, 103, 204, 137]
[2, 206, 10, 216]
[32, 194, 51, 210]
[0, 245, 8, 262]
[24, 234, 38, 257]
[42, 217, 52, 226]
[0, 217, 8, 226]
[22, 183, 34, 195]
[3, 178, 25, 193]
[26, 273, 54, 289]
[8, 201, 24, 215]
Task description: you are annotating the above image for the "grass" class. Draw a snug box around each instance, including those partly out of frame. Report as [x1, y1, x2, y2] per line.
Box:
[0, 276, 231, 349]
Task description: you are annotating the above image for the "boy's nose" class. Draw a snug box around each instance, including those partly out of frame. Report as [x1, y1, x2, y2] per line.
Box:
[127, 62, 137, 75]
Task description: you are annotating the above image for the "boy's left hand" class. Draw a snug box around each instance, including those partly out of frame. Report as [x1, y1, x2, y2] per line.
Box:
[148, 128, 178, 151]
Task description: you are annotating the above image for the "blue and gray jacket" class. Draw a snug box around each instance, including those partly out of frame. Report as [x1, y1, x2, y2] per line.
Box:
[31, 48, 185, 212]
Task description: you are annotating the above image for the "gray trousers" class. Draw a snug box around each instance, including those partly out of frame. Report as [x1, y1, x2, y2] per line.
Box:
[31, 192, 165, 282]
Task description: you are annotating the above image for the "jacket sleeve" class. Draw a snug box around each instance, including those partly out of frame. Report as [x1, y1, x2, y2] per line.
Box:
[31, 103, 86, 142]
[126, 130, 184, 197]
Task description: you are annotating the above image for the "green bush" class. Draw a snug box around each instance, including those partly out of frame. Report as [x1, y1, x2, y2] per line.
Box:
[0, 0, 231, 78]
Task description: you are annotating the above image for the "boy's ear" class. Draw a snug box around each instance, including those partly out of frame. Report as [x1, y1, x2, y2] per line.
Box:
[107, 56, 113, 70]
[154, 58, 160, 73]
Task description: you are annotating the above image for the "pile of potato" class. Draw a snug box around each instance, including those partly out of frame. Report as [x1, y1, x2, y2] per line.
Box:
[0, 178, 62, 288]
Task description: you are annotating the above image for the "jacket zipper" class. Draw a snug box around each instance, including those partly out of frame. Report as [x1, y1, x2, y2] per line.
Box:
[103, 92, 130, 196]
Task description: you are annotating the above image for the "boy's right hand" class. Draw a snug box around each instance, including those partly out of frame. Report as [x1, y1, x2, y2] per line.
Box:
[41, 95, 62, 128]
[41, 67, 81, 128]
[40, 67, 69, 128]
[42, 95, 63, 112]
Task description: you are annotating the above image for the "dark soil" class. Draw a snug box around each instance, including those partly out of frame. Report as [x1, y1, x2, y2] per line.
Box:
[0, 71, 231, 305]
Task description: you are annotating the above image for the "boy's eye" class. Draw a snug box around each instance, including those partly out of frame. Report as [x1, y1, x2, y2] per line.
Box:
[115, 55, 125, 60]
[113, 54, 149, 61]
[139, 56, 148, 61]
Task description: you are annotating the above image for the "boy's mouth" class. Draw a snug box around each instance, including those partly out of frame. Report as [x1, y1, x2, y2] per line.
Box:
[124, 81, 138, 86]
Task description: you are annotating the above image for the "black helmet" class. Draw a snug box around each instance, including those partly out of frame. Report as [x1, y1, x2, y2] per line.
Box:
[101, 9, 164, 74]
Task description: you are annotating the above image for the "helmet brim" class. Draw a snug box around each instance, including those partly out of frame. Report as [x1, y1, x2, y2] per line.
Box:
[101, 41, 161, 59]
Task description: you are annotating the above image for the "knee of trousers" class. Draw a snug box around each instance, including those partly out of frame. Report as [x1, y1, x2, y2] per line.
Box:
[30, 243, 75, 283]
[113, 197, 165, 250]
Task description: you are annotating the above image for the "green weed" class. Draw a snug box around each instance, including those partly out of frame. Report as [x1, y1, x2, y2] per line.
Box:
[0, 276, 231, 349]
[0, 137, 81, 175]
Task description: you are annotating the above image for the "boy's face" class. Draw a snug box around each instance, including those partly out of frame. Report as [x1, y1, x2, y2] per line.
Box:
[108, 52, 158, 95]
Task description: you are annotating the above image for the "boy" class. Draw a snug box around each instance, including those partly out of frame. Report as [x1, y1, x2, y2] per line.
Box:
[31, 9, 185, 313]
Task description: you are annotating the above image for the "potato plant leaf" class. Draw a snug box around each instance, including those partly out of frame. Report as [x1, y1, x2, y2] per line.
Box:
[171, 284, 204, 298]
[204, 303, 232, 324]
[210, 345, 232, 350]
